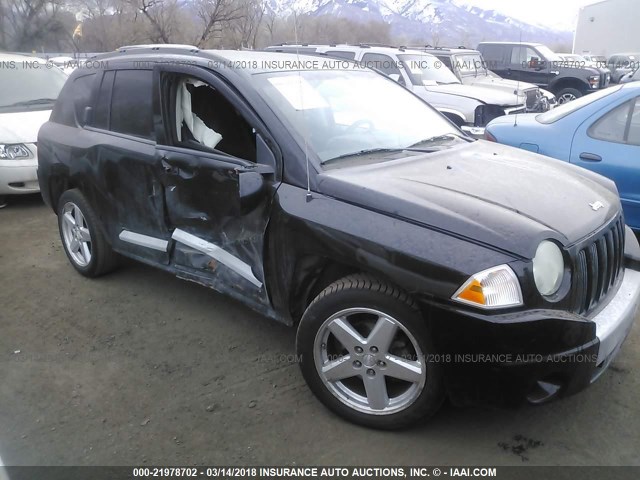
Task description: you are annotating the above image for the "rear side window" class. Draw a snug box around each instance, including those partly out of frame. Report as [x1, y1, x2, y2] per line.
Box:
[110, 70, 154, 139]
[437, 56, 453, 70]
[588, 100, 633, 143]
[73, 73, 96, 126]
[361, 53, 401, 76]
[327, 51, 356, 60]
[93, 70, 114, 130]
[478, 45, 506, 66]
[50, 73, 95, 127]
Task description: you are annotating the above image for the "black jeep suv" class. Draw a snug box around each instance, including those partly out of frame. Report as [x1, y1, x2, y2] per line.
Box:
[37, 45, 640, 429]
[478, 42, 609, 104]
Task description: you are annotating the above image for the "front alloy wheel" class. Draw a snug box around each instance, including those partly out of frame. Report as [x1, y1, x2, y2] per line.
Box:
[297, 274, 444, 429]
[314, 308, 426, 414]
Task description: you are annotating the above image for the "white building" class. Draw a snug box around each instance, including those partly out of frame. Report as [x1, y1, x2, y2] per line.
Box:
[573, 0, 640, 57]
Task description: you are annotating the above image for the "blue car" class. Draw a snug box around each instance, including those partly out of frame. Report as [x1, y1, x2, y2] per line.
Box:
[486, 83, 640, 231]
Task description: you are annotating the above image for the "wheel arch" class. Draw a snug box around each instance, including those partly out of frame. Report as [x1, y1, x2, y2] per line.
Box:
[49, 175, 77, 213]
[288, 256, 410, 323]
[549, 77, 590, 95]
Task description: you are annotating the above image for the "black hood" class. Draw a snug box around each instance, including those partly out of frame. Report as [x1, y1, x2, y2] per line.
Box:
[318, 141, 621, 259]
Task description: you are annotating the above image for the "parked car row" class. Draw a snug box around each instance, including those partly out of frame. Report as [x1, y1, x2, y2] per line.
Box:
[266, 43, 555, 136]
[606, 53, 640, 83]
[34, 44, 640, 430]
[557, 52, 639, 85]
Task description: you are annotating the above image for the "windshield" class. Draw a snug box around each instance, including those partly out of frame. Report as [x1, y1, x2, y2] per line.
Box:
[536, 45, 563, 62]
[397, 54, 461, 85]
[563, 54, 585, 61]
[454, 54, 489, 76]
[0, 61, 67, 111]
[536, 85, 622, 124]
[253, 69, 464, 164]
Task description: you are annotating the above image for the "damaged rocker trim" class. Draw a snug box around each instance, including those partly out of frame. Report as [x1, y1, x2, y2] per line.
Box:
[119, 230, 169, 252]
[171, 228, 263, 288]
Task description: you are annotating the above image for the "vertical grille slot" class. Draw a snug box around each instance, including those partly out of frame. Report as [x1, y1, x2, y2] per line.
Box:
[595, 238, 606, 300]
[573, 250, 588, 314]
[605, 231, 615, 290]
[571, 216, 625, 316]
[525, 90, 537, 109]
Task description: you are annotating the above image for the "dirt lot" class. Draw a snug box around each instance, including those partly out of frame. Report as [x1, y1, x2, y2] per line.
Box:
[0, 194, 639, 467]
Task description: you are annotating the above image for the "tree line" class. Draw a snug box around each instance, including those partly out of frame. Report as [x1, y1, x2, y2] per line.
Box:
[0, 0, 393, 53]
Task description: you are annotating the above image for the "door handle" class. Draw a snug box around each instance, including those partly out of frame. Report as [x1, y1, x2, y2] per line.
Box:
[579, 152, 602, 162]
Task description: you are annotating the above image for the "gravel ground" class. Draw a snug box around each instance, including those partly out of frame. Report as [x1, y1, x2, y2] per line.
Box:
[0, 194, 639, 467]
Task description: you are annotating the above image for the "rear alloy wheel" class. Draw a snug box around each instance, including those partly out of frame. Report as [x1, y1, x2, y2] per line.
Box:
[556, 88, 582, 104]
[61, 201, 92, 268]
[297, 274, 444, 429]
[57, 189, 118, 277]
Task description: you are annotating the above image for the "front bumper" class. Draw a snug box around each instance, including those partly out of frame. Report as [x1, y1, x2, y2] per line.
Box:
[0, 147, 39, 195]
[592, 268, 640, 369]
[421, 230, 640, 407]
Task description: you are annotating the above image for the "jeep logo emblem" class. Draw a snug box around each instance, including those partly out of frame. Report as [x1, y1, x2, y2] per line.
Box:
[589, 201, 605, 211]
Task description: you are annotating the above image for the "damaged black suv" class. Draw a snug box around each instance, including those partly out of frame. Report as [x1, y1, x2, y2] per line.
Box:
[38, 45, 640, 429]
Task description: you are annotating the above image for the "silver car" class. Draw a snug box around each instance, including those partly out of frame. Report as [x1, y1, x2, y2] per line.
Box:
[419, 46, 556, 113]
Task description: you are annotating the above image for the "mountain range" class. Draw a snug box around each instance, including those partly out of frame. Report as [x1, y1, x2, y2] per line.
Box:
[265, 0, 572, 48]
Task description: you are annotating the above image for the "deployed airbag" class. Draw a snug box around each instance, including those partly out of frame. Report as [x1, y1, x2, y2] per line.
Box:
[176, 79, 222, 149]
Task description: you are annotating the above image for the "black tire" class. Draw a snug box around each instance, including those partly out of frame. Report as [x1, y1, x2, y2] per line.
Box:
[57, 189, 119, 277]
[555, 87, 582, 104]
[296, 274, 444, 429]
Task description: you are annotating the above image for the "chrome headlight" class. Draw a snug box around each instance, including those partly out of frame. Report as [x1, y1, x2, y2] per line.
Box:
[533, 240, 564, 296]
[452, 265, 523, 309]
[0, 144, 31, 160]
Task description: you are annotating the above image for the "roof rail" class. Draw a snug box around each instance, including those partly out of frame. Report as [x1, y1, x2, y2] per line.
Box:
[358, 43, 398, 49]
[116, 44, 200, 53]
[410, 45, 477, 53]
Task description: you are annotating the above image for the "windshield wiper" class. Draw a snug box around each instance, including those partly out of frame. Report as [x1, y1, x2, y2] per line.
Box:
[322, 148, 404, 164]
[2, 98, 57, 108]
[322, 142, 458, 165]
[407, 133, 471, 149]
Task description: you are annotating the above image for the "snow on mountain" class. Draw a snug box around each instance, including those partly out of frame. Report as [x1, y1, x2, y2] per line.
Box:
[265, 0, 572, 47]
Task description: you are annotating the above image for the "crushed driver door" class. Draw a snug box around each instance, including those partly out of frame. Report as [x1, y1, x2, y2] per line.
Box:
[154, 64, 280, 316]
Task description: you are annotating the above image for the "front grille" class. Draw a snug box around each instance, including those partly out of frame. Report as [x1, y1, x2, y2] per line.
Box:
[571, 216, 625, 315]
[525, 89, 537, 109]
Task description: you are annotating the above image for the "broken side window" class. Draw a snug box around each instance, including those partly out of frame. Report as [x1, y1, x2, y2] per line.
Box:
[168, 75, 256, 162]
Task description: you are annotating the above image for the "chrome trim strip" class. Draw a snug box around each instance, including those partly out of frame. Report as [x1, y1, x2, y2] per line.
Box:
[171, 228, 262, 288]
[119, 230, 169, 252]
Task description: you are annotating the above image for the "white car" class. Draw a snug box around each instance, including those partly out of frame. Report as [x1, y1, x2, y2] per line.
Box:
[0, 54, 67, 207]
[48, 55, 77, 75]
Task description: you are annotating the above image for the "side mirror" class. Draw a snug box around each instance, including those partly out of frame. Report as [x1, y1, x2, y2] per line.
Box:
[238, 164, 274, 214]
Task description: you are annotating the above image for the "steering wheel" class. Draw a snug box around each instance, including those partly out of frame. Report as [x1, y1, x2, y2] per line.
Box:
[345, 119, 374, 135]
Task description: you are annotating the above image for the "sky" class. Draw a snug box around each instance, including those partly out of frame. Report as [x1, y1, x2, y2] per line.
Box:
[453, 0, 600, 30]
